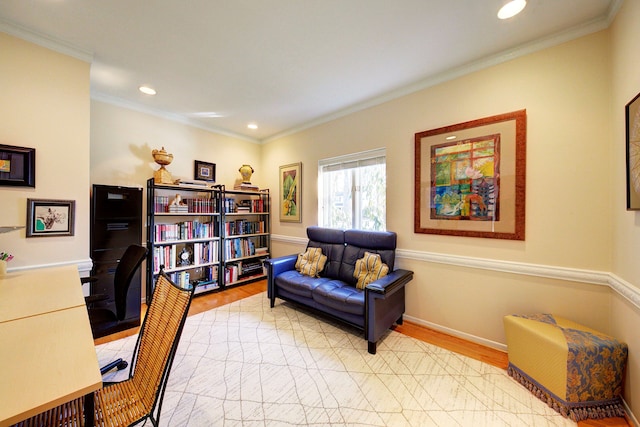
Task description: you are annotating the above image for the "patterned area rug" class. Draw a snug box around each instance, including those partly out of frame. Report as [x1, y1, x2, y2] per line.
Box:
[96, 293, 576, 426]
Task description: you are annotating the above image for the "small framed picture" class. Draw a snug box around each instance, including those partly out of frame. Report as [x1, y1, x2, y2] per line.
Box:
[194, 160, 216, 182]
[0, 144, 35, 187]
[26, 199, 75, 237]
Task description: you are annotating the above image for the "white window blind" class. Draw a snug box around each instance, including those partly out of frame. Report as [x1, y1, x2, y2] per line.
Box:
[318, 148, 386, 231]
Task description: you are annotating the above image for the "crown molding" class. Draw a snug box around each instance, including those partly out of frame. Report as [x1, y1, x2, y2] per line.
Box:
[0, 17, 93, 63]
[91, 92, 261, 144]
[262, 8, 619, 144]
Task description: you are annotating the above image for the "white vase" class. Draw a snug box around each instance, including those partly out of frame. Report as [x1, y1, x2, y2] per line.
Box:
[0, 260, 7, 277]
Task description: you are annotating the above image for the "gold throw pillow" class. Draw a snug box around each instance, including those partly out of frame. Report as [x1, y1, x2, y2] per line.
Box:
[353, 251, 389, 289]
[295, 247, 327, 278]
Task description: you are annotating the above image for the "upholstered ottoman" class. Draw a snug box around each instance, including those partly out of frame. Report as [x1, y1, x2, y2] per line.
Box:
[504, 314, 628, 421]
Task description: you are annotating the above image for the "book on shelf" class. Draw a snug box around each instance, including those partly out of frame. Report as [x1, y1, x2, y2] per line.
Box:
[239, 259, 263, 276]
[251, 199, 265, 212]
[224, 237, 258, 259]
[168, 205, 189, 213]
[233, 183, 259, 191]
[155, 220, 214, 242]
[224, 219, 265, 235]
[225, 260, 266, 282]
[174, 179, 211, 187]
[153, 244, 177, 273]
[154, 194, 218, 214]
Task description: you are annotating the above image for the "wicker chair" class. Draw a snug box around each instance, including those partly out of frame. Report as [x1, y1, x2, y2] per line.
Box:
[14, 272, 196, 427]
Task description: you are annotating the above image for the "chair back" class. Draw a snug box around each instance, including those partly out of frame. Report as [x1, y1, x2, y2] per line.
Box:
[128, 273, 195, 422]
[113, 244, 147, 320]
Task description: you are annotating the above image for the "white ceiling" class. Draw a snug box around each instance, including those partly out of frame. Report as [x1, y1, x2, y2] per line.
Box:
[0, 0, 621, 142]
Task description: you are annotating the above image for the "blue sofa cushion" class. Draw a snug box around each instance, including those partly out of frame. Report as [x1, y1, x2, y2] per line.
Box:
[307, 226, 345, 278]
[312, 279, 365, 316]
[275, 270, 330, 299]
[345, 229, 396, 269]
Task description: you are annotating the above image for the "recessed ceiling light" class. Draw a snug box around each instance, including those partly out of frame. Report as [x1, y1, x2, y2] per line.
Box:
[139, 86, 157, 95]
[247, 123, 258, 130]
[497, 0, 527, 19]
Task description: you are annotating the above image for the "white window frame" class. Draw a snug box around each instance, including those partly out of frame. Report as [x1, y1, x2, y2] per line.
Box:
[318, 148, 386, 231]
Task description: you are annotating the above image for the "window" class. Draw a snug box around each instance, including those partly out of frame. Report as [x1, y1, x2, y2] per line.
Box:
[318, 148, 386, 231]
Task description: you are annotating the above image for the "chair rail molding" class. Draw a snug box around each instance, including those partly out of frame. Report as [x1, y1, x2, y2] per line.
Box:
[397, 248, 640, 311]
[6, 258, 93, 276]
[271, 234, 640, 311]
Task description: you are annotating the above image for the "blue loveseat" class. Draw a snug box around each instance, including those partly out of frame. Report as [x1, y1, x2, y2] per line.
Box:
[264, 226, 414, 354]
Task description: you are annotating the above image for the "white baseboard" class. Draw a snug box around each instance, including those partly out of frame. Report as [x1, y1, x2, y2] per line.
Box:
[403, 314, 508, 352]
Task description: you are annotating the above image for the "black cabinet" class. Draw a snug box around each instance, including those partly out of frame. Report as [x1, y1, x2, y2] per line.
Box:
[90, 184, 143, 338]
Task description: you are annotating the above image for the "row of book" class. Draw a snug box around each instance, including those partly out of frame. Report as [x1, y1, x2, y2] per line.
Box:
[222, 198, 266, 213]
[224, 259, 265, 284]
[154, 220, 216, 242]
[224, 220, 265, 236]
[152, 242, 219, 273]
[154, 195, 219, 213]
[224, 237, 257, 260]
[166, 265, 219, 290]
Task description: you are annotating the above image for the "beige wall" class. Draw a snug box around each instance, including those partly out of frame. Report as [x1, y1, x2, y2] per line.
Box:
[0, 32, 91, 271]
[264, 29, 614, 337]
[90, 101, 263, 193]
[610, 0, 640, 415]
[263, 21, 640, 418]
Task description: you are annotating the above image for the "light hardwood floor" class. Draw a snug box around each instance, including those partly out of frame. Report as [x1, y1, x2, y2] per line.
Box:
[95, 280, 630, 427]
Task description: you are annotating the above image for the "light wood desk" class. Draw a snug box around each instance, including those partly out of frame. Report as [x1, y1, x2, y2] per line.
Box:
[0, 265, 102, 427]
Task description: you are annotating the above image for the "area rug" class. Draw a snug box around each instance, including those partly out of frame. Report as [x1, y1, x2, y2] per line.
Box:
[96, 293, 576, 426]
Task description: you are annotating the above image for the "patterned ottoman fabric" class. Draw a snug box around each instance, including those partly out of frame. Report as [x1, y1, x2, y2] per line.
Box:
[504, 314, 628, 422]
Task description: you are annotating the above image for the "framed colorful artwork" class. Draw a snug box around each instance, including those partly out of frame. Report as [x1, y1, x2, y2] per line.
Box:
[626, 91, 640, 210]
[0, 144, 35, 187]
[414, 110, 526, 240]
[26, 199, 75, 237]
[279, 162, 301, 223]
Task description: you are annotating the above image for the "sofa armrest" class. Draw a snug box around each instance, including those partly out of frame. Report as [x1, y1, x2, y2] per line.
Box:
[364, 268, 413, 354]
[365, 269, 413, 295]
[264, 255, 298, 277]
[264, 255, 298, 305]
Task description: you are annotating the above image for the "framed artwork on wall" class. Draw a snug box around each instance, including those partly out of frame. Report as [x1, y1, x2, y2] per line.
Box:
[279, 162, 302, 223]
[26, 199, 75, 237]
[626, 91, 640, 210]
[194, 160, 216, 182]
[414, 109, 527, 240]
[0, 144, 35, 187]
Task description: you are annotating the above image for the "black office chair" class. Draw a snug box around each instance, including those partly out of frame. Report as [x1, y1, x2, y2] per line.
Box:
[82, 244, 147, 374]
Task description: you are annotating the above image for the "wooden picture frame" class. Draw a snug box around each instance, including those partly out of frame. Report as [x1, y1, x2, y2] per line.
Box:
[0, 144, 35, 187]
[414, 110, 526, 240]
[194, 160, 216, 182]
[626, 91, 640, 210]
[26, 199, 75, 237]
[279, 162, 302, 223]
